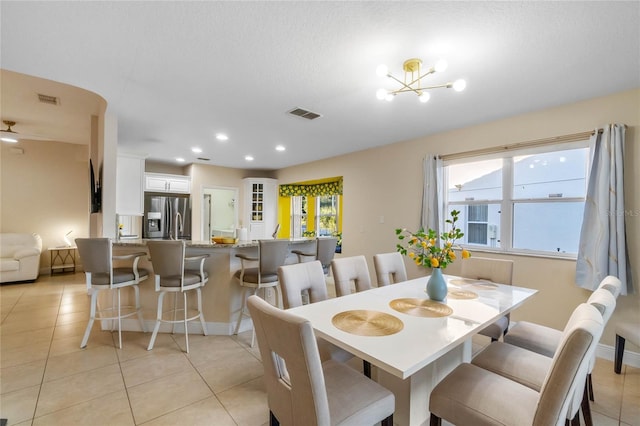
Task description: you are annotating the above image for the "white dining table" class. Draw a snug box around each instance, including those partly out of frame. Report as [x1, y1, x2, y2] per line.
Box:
[287, 274, 538, 426]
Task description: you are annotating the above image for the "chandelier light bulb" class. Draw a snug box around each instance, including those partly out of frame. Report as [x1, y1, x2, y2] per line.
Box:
[453, 79, 466, 92]
[385, 93, 394, 102]
[419, 92, 431, 103]
[435, 59, 448, 73]
[376, 64, 389, 77]
[376, 88, 389, 100]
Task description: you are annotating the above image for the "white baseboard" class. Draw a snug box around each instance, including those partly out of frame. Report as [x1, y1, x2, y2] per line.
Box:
[101, 318, 233, 336]
[596, 343, 640, 369]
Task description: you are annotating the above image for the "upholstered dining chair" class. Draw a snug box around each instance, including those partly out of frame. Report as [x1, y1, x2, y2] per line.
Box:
[146, 240, 209, 353]
[247, 295, 395, 426]
[505, 275, 622, 402]
[233, 239, 290, 347]
[429, 302, 604, 426]
[75, 238, 148, 349]
[331, 255, 373, 297]
[460, 256, 514, 341]
[373, 252, 407, 286]
[292, 237, 338, 275]
[471, 288, 616, 426]
[278, 260, 353, 364]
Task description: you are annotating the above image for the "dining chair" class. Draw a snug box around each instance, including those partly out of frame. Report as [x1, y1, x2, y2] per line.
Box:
[278, 260, 353, 363]
[615, 321, 640, 374]
[429, 302, 604, 426]
[331, 255, 373, 297]
[460, 256, 514, 341]
[146, 240, 209, 353]
[505, 276, 622, 401]
[373, 252, 407, 286]
[471, 288, 616, 426]
[75, 238, 148, 349]
[292, 237, 338, 275]
[233, 239, 290, 347]
[247, 295, 395, 426]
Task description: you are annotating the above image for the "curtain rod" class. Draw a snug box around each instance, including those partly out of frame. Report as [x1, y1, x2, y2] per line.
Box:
[439, 125, 626, 162]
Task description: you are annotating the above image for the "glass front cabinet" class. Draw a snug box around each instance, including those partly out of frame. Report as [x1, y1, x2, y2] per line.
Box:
[243, 178, 277, 240]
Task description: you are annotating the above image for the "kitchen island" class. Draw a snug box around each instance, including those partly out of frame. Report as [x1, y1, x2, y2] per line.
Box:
[111, 238, 316, 336]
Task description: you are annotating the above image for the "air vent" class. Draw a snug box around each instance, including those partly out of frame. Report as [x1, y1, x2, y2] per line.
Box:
[37, 94, 59, 105]
[288, 107, 321, 120]
[197, 157, 211, 161]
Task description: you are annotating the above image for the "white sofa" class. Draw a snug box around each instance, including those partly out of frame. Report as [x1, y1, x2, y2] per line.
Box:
[0, 233, 43, 283]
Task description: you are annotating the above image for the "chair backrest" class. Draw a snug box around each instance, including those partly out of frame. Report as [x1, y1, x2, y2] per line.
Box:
[259, 239, 290, 275]
[331, 255, 372, 297]
[278, 261, 329, 309]
[587, 287, 616, 324]
[316, 237, 338, 272]
[248, 295, 330, 426]
[460, 256, 513, 285]
[534, 303, 604, 426]
[147, 240, 185, 288]
[373, 252, 408, 286]
[597, 275, 622, 299]
[75, 238, 112, 286]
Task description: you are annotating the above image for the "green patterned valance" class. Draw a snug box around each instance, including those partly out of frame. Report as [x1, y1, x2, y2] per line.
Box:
[279, 178, 343, 197]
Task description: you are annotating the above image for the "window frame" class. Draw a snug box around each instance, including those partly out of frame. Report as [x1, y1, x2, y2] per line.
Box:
[443, 140, 591, 258]
[315, 194, 339, 237]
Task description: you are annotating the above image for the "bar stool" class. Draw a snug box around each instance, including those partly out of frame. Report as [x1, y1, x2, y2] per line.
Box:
[146, 240, 209, 353]
[75, 238, 148, 349]
[292, 237, 338, 275]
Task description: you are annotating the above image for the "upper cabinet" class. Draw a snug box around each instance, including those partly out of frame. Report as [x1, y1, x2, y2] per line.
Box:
[144, 173, 191, 194]
[116, 154, 145, 216]
[243, 178, 277, 240]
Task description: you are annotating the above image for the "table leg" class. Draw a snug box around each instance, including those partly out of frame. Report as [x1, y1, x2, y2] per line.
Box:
[377, 340, 470, 426]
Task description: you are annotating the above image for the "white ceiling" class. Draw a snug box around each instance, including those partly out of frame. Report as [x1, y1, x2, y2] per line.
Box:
[1, 1, 638, 170]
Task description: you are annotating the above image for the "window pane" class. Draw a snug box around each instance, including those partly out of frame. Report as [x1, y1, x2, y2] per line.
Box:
[513, 202, 584, 253]
[447, 158, 503, 202]
[513, 148, 588, 199]
[448, 204, 500, 248]
[317, 195, 338, 236]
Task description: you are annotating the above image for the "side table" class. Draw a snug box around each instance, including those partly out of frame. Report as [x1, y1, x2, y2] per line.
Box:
[49, 246, 77, 274]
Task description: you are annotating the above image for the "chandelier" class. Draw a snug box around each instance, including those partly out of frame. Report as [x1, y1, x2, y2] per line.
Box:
[376, 58, 466, 103]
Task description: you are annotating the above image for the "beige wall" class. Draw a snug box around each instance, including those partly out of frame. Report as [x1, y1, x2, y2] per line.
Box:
[276, 88, 640, 349]
[1, 139, 90, 273]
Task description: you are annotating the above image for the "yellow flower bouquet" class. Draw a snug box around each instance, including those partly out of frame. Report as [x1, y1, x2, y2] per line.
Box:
[395, 210, 470, 270]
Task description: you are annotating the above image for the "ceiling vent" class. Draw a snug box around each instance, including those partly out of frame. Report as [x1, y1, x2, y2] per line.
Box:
[37, 94, 59, 105]
[197, 157, 211, 161]
[288, 107, 321, 120]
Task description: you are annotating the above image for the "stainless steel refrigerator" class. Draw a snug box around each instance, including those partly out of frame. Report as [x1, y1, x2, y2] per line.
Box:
[143, 193, 192, 240]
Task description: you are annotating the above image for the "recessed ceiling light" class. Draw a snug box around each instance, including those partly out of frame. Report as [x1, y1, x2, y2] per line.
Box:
[216, 133, 229, 141]
[275, 145, 286, 152]
[244, 155, 254, 161]
[176, 157, 185, 163]
[191, 147, 202, 153]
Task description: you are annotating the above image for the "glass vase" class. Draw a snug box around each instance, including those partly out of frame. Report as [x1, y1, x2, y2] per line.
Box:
[426, 267, 448, 301]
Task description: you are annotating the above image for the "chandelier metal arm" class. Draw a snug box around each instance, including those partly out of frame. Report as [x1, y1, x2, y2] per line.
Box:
[386, 68, 439, 95]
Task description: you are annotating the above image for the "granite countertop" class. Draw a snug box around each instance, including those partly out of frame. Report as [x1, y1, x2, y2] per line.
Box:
[113, 238, 314, 248]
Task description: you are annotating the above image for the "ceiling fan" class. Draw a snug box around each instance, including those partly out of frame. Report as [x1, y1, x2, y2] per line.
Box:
[1, 120, 53, 143]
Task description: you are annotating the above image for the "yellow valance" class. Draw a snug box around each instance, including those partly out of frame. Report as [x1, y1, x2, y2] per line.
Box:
[279, 179, 343, 197]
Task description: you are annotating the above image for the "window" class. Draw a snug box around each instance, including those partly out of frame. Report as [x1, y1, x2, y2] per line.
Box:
[316, 195, 339, 236]
[445, 143, 589, 255]
[291, 196, 308, 238]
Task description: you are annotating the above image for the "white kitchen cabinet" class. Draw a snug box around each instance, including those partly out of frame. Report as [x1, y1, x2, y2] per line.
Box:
[243, 178, 277, 240]
[116, 154, 145, 215]
[144, 173, 191, 194]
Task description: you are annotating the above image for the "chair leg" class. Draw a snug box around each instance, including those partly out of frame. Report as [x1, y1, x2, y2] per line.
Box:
[570, 411, 580, 426]
[582, 379, 593, 426]
[134, 284, 145, 333]
[80, 290, 99, 349]
[587, 372, 594, 401]
[197, 287, 207, 336]
[148, 291, 166, 351]
[234, 286, 248, 335]
[183, 291, 190, 354]
[172, 292, 178, 335]
[429, 413, 442, 426]
[269, 411, 280, 426]
[117, 288, 123, 349]
[615, 334, 626, 374]
[381, 414, 393, 426]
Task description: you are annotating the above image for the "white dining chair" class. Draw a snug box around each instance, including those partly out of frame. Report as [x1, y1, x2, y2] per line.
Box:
[373, 252, 407, 286]
[331, 255, 373, 297]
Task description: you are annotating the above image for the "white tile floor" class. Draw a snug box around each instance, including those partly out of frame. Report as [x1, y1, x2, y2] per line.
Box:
[1, 273, 638, 425]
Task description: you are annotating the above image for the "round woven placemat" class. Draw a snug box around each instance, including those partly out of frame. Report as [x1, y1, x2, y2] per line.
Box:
[389, 298, 453, 318]
[331, 310, 404, 336]
[447, 290, 478, 300]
